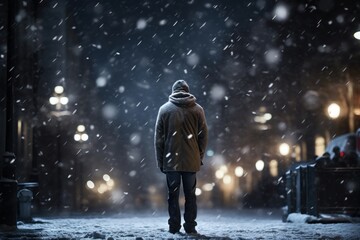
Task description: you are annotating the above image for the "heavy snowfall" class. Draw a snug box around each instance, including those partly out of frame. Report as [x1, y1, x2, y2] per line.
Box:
[1, 0, 360, 239]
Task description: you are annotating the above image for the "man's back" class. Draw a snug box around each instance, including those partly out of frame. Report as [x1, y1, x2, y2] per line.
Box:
[155, 80, 208, 173]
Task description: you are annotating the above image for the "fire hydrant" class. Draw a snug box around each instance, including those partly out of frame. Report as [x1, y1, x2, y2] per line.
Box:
[17, 189, 33, 222]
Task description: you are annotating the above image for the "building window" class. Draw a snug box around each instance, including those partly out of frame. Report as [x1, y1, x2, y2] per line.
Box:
[294, 145, 302, 162]
[269, 160, 278, 177]
[315, 136, 325, 157]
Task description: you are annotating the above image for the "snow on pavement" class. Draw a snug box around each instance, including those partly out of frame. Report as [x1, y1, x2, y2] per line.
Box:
[1, 209, 360, 239]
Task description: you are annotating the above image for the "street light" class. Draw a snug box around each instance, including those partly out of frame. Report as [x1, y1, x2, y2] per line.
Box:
[49, 86, 69, 112]
[215, 165, 228, 179]
[255, 160, 265, 171]
[49, 85, 70, 211]
[86, 175, 115, 195]
[74, 125, 89, 142]
[354, 31, 360, 40]
[327, 103, 341, 119]
[215, 169, 225, 179]
[223, 175, 232, 185]
[86, 180, 95, 189]
[234, 166, 244, 177]
[202, 183, 214, 192]
[279, 143, 290, 156]
[74, 125, 89, 210]
[195, 188, 202, 196]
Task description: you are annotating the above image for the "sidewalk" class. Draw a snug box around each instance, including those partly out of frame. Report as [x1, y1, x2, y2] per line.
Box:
[1, 209, 360, 239]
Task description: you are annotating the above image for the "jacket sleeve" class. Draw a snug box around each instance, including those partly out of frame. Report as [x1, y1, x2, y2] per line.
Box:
[197, 107, 208, 161]
[154, 108, 165, 168]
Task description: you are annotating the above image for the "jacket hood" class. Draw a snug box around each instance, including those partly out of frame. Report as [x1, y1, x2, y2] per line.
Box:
[172, 80, 189, 93]
[169, 92, 196, 107]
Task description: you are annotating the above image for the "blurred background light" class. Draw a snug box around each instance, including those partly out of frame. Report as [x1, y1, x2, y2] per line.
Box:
[234, 166, 244, 177]
[54, 86, 64, 94]
[354, 31, 360, 40]
[279, 143, 290, 156]
[86, 180, 95, 189]
[327, 103, 341, 119]
[255, 160, 265, 171]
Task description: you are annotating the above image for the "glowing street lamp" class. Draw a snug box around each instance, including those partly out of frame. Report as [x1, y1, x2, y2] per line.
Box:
[49, 86, 70, 211]
[49, 86, 69, 111]
[215, 169, 225, 179]
[195, 188, 202, 196]
[202, 183, 214, 192]
[234, 166, 244, 177]
[215, 165, 228, 179]
[327, 103, 341, 119]
[279, 143, 290, 156]
[255, 160, 265, 171]
[354, 31, 360, 40]
[74, 125, 89, 142]
[74, 124, 89, 210]
[86, 180, 95, 189]
[223, 175, 232, 185]
[54, 86, 64, 94]
[103, 174, 111, 182]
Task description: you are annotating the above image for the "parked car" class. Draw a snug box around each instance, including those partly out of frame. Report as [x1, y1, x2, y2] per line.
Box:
[319, 128, 360, 167]
[283, 128, 360, 220]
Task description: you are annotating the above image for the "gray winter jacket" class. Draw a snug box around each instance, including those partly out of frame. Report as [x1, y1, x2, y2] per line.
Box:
[155, 90, 208, 172]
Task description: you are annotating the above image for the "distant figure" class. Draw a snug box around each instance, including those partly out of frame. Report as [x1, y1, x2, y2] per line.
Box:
[315, 152, 331, 167]
[154, 80, 208, 234]
[331, 146, 346, 167]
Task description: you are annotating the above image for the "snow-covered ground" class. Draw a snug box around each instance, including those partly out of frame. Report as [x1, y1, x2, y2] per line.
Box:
[1, 209, 360, 239]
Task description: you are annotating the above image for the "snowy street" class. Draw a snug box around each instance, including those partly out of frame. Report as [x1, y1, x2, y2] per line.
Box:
[1, 209, 360, 239]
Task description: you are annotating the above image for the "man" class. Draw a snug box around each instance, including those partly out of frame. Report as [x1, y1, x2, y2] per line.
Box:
[154, 80, 208, 234]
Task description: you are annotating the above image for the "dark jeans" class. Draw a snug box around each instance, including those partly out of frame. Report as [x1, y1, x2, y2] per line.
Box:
[166, 171, 197, 231]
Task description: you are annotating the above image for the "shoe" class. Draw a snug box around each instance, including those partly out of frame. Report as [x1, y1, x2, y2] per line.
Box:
[169, 227, 180, 234]
[185, 228, 197, 234]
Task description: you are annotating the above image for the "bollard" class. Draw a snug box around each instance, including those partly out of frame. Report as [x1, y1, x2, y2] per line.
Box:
[17, 189, 33, 222]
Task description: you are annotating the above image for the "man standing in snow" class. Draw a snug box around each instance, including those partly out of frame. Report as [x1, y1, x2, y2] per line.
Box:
[154, 80, 208, 234]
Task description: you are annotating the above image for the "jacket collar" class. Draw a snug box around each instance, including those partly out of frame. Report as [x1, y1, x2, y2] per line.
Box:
[169, 91, 196, 107]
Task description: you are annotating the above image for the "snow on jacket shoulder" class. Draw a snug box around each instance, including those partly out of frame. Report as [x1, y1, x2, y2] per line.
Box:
[154, 91, 208, 172]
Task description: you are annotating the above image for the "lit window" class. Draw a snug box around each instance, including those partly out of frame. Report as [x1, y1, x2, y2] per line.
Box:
[315, 136, 325, 157]
[269, 160, 278, 177]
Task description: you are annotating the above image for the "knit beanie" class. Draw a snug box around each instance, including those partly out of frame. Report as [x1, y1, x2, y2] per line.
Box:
[172, 80, 189, 93]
